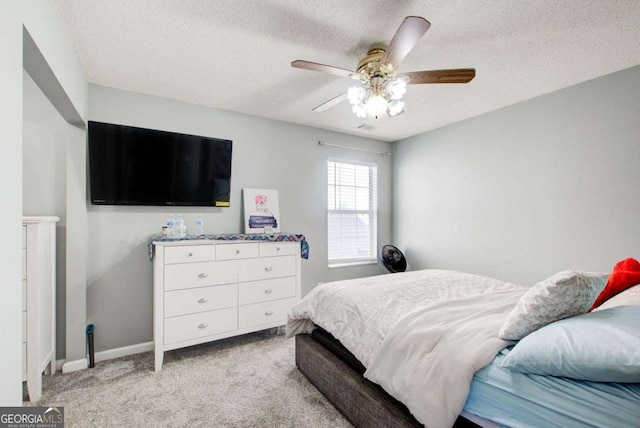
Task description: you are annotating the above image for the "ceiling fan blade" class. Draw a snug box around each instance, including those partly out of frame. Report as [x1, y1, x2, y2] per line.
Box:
[381, 16, 431, 67]
[313, 93, 347, 112]
[291, 60, 354, 78]
[404, 69, 476, 84]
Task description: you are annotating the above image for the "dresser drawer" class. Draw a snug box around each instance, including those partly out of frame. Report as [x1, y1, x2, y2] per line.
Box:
[164, 307, 237, 345]
[239, 297, 296, 329]
[165, 284, 237, 318]
[216, 243, 259, 260]
[22, 226, 26, 249]
[239, 277, 296, 305]
[238, 256, 296, 282]
[23, 344, 27, 375]
[164, 260, 237, 291]
[259, 242, 296, 257]
[22, 280, 26, 311]
[164, 245, 216, 264]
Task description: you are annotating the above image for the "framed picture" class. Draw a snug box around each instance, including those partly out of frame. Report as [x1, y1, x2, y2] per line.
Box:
[243, 188, 281, 234]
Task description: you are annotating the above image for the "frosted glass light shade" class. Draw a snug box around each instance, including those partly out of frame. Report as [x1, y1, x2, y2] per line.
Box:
[351, 103, 367, 118]
[347, 86, 366, 105]
[387, 100, 405, 117]
[386, 78, 407, 100]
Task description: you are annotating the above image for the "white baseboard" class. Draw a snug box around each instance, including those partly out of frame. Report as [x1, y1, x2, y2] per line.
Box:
[95, 341, 153, 363]
[61, 358, 88, 374]
[56, 341, 154, 373]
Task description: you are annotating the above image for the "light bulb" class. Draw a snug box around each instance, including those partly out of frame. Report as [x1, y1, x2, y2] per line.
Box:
[347, 86, 366, 106]
[366, 95, 388, 119]
[387, 100, 405, 117]
[386, 78, 407, 100]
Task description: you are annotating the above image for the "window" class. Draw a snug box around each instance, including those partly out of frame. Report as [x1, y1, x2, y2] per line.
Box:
[327, 160, 377, 266]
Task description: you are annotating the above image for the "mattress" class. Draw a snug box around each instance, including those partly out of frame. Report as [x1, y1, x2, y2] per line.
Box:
[464, 347, 640, 428]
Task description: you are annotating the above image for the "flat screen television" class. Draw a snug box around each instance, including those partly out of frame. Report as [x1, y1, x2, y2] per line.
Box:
[88, 121, 232, 206]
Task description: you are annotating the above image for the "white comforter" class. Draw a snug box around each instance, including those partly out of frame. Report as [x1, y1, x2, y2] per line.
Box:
[286, 269, 527, 428]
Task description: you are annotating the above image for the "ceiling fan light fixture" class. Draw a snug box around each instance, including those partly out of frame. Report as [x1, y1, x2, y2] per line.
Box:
[387, 100, 405, 117]
[347, 81, 407, 119]
[292, 16, 475, 121]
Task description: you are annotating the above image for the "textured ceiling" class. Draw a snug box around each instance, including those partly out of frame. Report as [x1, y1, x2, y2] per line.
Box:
[55, 0, 640, 142]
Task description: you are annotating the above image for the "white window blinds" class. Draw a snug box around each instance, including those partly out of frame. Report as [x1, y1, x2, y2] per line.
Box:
[328, 160, 377, 264]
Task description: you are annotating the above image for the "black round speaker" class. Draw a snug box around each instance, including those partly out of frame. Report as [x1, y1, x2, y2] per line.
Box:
[380, 245, 407, 273]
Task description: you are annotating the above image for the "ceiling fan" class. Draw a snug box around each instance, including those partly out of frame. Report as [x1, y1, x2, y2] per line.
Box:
[291, 16, 475, 119]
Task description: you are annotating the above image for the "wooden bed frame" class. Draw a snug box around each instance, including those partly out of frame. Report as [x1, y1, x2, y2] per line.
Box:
[295, 333, 480, 428]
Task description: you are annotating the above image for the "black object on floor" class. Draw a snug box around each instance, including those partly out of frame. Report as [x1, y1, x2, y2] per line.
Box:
[86, 324, 95, 368]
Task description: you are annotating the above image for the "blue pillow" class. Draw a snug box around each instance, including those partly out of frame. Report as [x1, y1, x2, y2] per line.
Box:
[500, 305, 640, 382]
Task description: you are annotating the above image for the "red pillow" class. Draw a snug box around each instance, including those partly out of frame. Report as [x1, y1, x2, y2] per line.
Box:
[590, 258, 640, 311]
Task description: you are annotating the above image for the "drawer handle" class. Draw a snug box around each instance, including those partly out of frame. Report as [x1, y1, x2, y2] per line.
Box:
[188, 252, 193, 257]
[276, 247, 281, 251]
[235, 250, 240, 254]
[198, 298, 208, 303]
[264, 267, 273, 272]
[264, 288, 272, 294]
[198, 323, 208, 329]
[265, 311, 273, 316]
[198, 273, 208, 278]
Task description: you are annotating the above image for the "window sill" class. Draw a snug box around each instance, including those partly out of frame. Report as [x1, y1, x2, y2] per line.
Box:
[328, 260, 378, 269]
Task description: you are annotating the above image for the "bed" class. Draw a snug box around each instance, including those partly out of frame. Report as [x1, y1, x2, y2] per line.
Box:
[286, 269, 640, 428]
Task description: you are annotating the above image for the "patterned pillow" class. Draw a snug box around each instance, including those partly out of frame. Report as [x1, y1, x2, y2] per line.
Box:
[498, 270, 608, 340]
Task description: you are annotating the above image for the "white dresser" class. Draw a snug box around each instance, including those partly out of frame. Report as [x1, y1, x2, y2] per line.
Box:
[22, 216, 59, 401]
[152, 239, 301, 371]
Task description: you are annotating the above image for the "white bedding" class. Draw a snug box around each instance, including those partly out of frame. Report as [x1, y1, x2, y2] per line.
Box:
[286, 269, 527, 427]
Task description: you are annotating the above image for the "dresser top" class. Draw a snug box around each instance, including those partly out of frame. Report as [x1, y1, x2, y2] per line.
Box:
[149, 233, 309, 260]
[153, 239, 240, 247]
[23, 216, 60, 224]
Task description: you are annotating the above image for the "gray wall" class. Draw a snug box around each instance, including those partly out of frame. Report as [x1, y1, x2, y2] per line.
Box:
[23, 69, 69, 359]
[88, 84, 391, 352]
[393, 65, 640, 286]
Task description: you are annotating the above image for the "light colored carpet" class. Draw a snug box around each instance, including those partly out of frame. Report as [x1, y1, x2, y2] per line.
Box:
[26, 330, 352, 427]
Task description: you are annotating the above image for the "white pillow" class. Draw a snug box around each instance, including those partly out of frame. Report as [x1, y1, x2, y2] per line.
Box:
[593, 283, 640, 311]
[498, 270, 608, 340]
